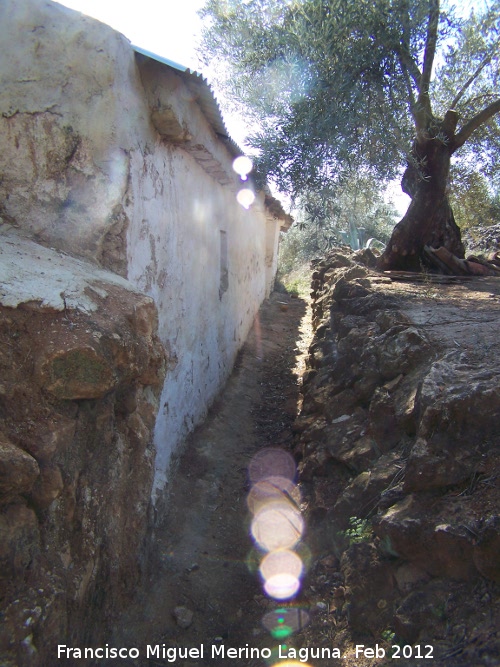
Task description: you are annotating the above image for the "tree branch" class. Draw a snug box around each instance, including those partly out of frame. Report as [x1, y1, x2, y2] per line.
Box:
[452, 98, 500, 151]
[451, 44, 500, 109]
[416, 0, 440, 129]
[400, 62, 418, 122]
[397, 47, 422, 88]
[397, 1, 422, 89]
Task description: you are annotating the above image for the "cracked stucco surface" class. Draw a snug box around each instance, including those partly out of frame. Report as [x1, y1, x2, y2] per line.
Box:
[0, 229, 143, 311]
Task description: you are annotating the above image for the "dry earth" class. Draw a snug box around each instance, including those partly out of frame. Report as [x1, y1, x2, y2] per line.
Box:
[110, 291, 312, 666]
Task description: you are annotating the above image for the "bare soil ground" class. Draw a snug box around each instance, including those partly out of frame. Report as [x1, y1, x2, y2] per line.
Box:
[111, 291, 312, 665]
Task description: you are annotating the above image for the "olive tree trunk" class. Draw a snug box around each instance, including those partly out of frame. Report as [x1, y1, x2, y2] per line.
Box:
[378, 116, 465, 272]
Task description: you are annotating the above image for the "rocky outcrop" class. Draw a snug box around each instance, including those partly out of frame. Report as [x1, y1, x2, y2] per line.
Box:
[463, 222, 500, 256]
[0, 232, 165, 666]
[296, 249, 500, 661]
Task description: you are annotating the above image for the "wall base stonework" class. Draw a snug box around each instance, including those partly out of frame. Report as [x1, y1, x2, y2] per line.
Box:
[0, 234, 165, 666]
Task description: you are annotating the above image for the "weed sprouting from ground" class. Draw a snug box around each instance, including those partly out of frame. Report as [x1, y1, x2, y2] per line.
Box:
[277, 263, 312, 299]
[343, 517, 373, 545]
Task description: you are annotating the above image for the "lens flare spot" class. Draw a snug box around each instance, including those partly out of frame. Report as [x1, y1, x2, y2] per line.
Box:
[251, 502, 303, 551]
[237, 188, 255, 209]
[245, 547, 261, 574]
[262, 607, 310, 639]
[248, 448, 297, 484]
[260, 550, 303, 582]
[272, 625, 293, 639]
[264, 573, 300, 599]
[271, 661, 313, 667]
[247, 476, 300, 515]
[232, 155, 253, 180]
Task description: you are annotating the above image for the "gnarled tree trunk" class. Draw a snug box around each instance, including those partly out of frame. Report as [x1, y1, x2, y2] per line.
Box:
[378, 113, 465, 272]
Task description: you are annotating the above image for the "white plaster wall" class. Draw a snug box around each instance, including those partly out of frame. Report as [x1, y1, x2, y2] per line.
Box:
[127, 143, 269, 493]
[0, 0, 277, 498]
[0, 0, 147, 264]
[128, 62, 272, 494]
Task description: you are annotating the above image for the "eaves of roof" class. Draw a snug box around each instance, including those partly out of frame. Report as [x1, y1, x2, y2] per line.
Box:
[132, 45, 242, 158]
[132, 45, 293, 228]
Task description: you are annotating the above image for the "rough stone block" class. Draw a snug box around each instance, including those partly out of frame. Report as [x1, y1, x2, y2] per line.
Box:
[0, 504, 40, 578]
[40, 346, 115, 399]
[0, 434, 39, 504]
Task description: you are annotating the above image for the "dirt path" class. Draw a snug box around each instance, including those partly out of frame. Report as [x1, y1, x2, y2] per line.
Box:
[111, 291, 311, 665]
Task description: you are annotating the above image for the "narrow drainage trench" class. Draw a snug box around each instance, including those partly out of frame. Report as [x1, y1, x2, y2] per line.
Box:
[110, 291, 312, 666]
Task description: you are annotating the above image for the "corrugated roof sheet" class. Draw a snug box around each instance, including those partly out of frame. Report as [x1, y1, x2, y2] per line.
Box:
[132, 45, 292, 225]
[133, 45, 242, 157]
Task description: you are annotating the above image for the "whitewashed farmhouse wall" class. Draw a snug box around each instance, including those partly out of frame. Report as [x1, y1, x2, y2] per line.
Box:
[0, 0, 289, 496]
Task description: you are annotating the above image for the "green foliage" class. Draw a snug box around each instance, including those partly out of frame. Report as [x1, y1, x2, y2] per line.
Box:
[381, 629, 396, 644]
[450, 167, 500, 230]
[278, 173, 398, 272]
[200, 0, 500, 203]
[343, 517, 373, 545]
[300, 174, 398, 240]
[432, 2, 500, 180]
[277, 264, 311, 297]
[278, 224, 322, 275]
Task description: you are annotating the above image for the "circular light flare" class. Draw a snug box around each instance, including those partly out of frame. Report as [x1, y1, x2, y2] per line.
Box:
[247, 476, 300, 515]
[264, 573, 301, 600]
[237, 188, 255, 209]
[232, 155, 253, 180]
[251, 501, 304, 552]
[248, 448, 297, 484]
[262, 607, 310, 639]
[259, 549, 303, 582]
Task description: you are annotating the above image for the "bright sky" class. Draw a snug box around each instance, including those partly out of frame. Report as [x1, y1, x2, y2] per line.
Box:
[55, 0, 206, 71]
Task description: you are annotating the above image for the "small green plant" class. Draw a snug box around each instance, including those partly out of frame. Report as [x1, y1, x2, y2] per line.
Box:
[431, 600, 448, 621]
[284, 279, 301, 296]
[343, 516, 373, 545]
[278, 264, 312, 299]
[381, 629, 395, 644]
[339, 218, 386, 251]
